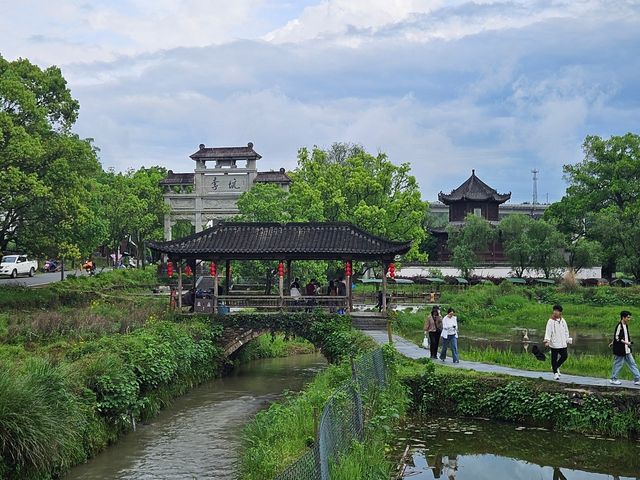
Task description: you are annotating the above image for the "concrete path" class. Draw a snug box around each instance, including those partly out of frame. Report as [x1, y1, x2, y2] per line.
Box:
[0, 268, 110, 287]
[364, 330, 640, 391]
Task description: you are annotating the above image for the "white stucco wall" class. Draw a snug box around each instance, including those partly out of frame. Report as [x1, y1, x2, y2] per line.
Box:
[398, 265, 602, 279]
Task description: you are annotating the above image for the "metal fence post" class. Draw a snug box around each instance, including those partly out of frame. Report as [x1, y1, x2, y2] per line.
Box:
[350, 357, 364, 439]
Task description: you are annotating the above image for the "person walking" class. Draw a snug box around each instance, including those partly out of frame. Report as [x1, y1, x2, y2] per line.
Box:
[439, 308, 459, 363]
[425, 306, 442, 359]
[543, 304, 572, 380]
[609, 310, 640, 385]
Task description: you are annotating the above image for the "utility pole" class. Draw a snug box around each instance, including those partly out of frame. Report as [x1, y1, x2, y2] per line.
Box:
[531, 169, 539, 204]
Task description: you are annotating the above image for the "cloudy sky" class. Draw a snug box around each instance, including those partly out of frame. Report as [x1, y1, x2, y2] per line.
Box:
[2, 0, 639, 202]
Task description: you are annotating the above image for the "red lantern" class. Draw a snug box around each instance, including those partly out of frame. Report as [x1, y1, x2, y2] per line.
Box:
[185, 265, 192, 277]
[389, 263, 396, 278]
[210, 262, 216, 276]
[345, 261, 352, 277]
[167, 262, 174, 278]
[278, 261, 284, 278]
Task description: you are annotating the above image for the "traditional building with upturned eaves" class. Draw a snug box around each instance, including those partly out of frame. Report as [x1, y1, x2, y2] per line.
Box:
[160, 142, 292, 240]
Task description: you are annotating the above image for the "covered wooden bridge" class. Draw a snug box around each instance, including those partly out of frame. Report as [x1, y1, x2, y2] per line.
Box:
[148, 221, 412, 314]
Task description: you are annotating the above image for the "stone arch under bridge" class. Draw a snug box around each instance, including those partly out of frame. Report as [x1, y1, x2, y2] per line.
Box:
[213, 312, 389, 361]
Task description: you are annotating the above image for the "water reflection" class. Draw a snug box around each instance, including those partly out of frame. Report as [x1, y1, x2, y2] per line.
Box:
[394, 417, 640, 480]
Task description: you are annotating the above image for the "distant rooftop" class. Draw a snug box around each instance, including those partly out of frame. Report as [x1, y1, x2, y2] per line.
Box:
[438, 169, 511, 205]
[189, 142, 262, 161]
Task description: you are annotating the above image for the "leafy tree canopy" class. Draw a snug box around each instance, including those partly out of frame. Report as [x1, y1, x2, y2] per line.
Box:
[238, 143, 428, 259]
[236, 143, 428, 282]
[0, 55, 102, 256]
[447, 214, 495, 278]
[546, 133, 640, 279]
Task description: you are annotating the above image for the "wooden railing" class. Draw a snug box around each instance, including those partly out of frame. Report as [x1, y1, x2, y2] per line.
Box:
[352, 291, 441, 305]
[194, 294, 348, 313]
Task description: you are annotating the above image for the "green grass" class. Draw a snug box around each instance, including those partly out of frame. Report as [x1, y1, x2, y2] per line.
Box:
[240, 362, 353, 479]
[391, 284, 640, 381]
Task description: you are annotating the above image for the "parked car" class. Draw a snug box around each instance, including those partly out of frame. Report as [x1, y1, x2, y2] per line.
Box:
[0, 255, 38, 278]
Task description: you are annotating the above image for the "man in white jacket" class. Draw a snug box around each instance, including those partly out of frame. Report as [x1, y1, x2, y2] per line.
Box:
[544, 304, 572, 380]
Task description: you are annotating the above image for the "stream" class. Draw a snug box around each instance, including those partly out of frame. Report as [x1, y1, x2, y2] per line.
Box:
[65, 353, 327, 480]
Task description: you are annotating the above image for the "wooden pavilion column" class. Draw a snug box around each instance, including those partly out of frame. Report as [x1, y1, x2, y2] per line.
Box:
[225, 260, 231, 295]
[381, 260, 388, 312]
[278, 260, 284, 311]
[286, 260, 292, 294]
[213, 260, 219, 315]
[382, 260, 392, 344]
[346, 259, 352, 313]
[177, 262, 183, 310]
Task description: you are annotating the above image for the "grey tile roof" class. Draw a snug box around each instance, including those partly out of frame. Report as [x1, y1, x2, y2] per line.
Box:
[189, 142, 262, 160]
[148, 222, 412, 261]
[159, 171, 195, 186]
[254, 169, 292, 184]
[438, 169, 511, 204]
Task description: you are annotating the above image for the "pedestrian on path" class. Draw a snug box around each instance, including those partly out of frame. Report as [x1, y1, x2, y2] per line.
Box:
[424, 306, 442, 359]
[609, 310, 640, 385]
[543, 304, 572, 380]
[439, 308, 459, 363]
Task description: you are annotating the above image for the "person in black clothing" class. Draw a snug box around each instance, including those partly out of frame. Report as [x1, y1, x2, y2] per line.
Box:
[609, 310, 640, 385]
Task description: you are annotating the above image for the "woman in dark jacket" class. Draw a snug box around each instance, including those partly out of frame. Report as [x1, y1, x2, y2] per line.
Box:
[424, 306, 442, 359]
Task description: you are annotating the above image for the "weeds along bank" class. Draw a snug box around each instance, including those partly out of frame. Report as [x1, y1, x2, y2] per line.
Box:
[401, 359, 640, 439]
[0, 271, 370, 479]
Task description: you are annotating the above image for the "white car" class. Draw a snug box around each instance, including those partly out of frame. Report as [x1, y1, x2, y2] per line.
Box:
[0, 255, 38, 278]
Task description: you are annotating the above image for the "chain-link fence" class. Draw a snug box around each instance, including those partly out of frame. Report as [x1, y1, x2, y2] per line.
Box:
[274, 348, 387, 480]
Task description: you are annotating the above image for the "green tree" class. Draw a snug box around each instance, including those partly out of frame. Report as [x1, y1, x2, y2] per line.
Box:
[239, 144, 427, 257]
[565, 237, 601, 274]
[499, 214, 535, 277]
[0, 56, 102, 256]
[235, 143, 428, 282]
[548, 133, 640, 279]
[528, 220, 566, 279]
[447, 215, 496, 278]
[97, 167, 168, 267]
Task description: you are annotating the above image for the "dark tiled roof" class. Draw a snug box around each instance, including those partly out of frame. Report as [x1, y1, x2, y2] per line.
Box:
[148, 222, 412, 261]
[438, 170, 511, 205]
[255, 169, 292, 184]
[159, 171, 195, 186]
[190, 142, 262, 160]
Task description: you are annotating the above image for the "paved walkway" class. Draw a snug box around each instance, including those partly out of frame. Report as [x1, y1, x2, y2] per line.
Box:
[364, 330, 640, 391]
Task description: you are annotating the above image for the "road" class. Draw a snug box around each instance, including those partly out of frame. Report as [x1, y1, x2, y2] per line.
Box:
[0, 269, 94, 287]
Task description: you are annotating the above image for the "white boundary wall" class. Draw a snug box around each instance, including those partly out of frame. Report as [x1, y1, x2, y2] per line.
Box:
[398, 265, 602, 279]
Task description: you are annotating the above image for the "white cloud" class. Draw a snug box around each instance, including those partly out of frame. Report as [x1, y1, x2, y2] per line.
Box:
[2, 0, 640, 204]
[0, 0, 267, 65]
